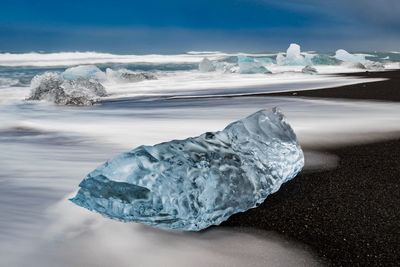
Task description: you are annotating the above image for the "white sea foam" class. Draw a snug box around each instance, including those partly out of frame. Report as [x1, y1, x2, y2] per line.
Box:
[0, 77, 19, 88]
[0, 52, 225, 67]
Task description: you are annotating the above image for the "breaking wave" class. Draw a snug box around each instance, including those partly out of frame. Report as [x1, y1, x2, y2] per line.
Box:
[0, 48, 398, 68]
[0, 77, 19, 88]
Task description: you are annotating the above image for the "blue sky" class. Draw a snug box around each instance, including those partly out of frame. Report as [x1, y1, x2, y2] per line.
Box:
[0, 0, 399, 53]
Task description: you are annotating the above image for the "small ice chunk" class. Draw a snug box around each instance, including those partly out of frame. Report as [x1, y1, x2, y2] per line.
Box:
[276, 53, 286, 66]
[199, 58, 216, 72]
[302, 65, 318, 74]
[277, 44, 309, 66]
[70, 108, 304, 231]
[334, 49, 366, 64]
[238, 56, 271, 74]
[62, 65, 107, 81]
[363, 61, 385, 71]
[106, 68, 157, 83]
[214, 62, 239, 73]
[335, 50, 385, 70]
[286, 44, 302, 62]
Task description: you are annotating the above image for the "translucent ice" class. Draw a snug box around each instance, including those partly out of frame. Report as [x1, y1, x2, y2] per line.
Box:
[199, 58, 216, 72]
[335, 50, 385, 70]
[277, 44, 310, 66]
[238, 56, 271, 74]
[310, 54, 338, 65]
[62, 65, 107, 81]
[334, 49, 366, 64]
[214, 62, 239, 73]
[70, 109, 304, 231]
[28, 72, 107, 105]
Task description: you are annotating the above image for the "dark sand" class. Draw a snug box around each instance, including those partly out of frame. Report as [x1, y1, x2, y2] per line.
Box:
[269, 70, 400, 102]
[223, 70, 400, 266]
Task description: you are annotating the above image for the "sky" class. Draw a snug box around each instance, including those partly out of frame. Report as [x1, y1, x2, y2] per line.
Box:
[0, 0, 399, 53]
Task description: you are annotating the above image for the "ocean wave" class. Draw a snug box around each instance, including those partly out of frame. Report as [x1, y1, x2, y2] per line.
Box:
[0, 77, 19, 88]
[0, 50, 397, 69]
[0, 52, 225, 67]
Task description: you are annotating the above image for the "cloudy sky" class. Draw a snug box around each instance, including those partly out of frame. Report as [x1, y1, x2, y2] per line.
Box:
[0, 0, 399, 53]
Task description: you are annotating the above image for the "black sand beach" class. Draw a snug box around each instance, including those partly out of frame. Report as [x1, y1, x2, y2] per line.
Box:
[270, 70, 400, 102]
[223, 70, 400, 266]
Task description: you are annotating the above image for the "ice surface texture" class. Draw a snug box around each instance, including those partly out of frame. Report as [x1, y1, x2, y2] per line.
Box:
[71, 108, 304, 231]
[335, 49, 366, 63]
[277, 44, 311, 66]
[28, 72, 107, 105]
[62, 65, 107, 81]
[335, 49, 385, 70]
[238, 56, 271, 74]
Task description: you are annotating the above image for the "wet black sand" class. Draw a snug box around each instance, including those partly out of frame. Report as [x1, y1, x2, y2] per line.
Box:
[269, 70, 400, 102]
[223, 70, 400, 266]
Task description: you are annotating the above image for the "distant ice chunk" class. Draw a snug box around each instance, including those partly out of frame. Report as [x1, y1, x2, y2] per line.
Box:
[363, 61, 385, 71]
[214, 62, 238, 73]
[62, 65, 107, 81]
[70, 108, 304, 231]
[238, 56, 271, 74]
[277, 44, 310, 66]
[286, 44, 303, 64]
[311, 54, 338, 65]
[302, 65, 318, 74]
[106, 68, 157, 83]
[335, 50, 385, 70]
[276, 53, 286, 66]
[199, 58, 216, 72]
[28, 72, 107, 105]
[334, 49, 366, 64]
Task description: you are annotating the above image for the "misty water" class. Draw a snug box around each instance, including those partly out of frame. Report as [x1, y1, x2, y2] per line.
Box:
[1, 51, 400, 266]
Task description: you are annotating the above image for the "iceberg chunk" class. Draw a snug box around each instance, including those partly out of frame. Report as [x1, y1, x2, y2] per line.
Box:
[199, 58, 216, 72]
[277, 44, 310, 66]
[28, 72, 107, 105]
[106, 68, 157, 83]
[214, 62, 239, 73]
[62, 65, 107, 81]
[70, 109, 304, 231]
[335, 50, 385, 70]
[276, 53, 286, 66]
[238, 56, 271, 74]
[334, 49, 366, 64]
[363, 61, 385, 71]
[310, 54, 338, 65]
[302, 65, 318, 74]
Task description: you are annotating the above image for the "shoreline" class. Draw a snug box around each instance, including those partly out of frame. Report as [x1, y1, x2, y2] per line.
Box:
[222, 70, 400, 266]
[268, 70, 400, 102]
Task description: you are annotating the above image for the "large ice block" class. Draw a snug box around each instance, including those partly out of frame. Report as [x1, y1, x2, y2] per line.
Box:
[71, 109, 304, 231]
